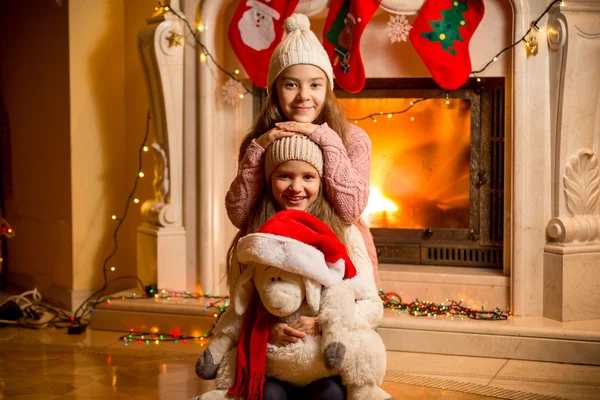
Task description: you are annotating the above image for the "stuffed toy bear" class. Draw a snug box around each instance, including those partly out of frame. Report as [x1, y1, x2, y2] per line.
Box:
[193, 210, 394, 400]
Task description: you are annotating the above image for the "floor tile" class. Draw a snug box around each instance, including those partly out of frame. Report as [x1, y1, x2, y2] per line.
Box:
[387, 351, 507, 378]
[381, 381, 498, 399]
[489, 378, 600, 400]
[496, 359, 600, 385]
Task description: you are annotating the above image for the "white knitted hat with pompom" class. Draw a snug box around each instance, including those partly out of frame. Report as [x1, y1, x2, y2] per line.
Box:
[267, 13, 334, 92]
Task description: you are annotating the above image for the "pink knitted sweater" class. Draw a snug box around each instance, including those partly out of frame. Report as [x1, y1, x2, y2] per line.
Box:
[225, 122, 380, 287]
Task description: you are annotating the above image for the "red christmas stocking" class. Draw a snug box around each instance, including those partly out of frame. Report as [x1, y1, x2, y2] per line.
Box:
[409, 0, 485, 90]
[228, 0, 299, 88]
[323, 0, 380, 93]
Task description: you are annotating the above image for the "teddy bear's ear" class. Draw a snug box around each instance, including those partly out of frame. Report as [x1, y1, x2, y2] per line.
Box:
[303, 277, 322, 313]
[234, 266, 255, 315]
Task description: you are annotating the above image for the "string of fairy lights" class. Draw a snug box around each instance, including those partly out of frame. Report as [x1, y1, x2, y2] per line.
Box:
[156, 0, 565, 123]
[118, 290, 508, 347]
[379, 290, 508, 320]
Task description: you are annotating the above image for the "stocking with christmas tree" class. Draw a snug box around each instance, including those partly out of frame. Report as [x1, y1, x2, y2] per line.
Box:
[409, 0, 485, 90]
[323, 0, 380, 93]
[228, 0, 299, 88]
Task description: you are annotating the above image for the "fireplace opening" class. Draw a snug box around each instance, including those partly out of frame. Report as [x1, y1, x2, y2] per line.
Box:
[336, 78, 505, 268]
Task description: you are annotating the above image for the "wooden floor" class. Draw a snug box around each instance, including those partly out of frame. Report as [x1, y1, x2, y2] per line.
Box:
[0, 326, 598, 399]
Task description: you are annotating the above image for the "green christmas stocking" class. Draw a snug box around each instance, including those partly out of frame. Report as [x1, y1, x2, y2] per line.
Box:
[323, 0, 380, 93]
[409, 0, 485, 90]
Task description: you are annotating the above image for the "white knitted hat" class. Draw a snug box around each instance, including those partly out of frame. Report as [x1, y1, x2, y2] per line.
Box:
[267, 13, 334, 92]
[265, 135, 323, 179]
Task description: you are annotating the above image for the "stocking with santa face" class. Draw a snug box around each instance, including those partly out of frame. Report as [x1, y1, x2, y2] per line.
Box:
[228, 0, 299, 89]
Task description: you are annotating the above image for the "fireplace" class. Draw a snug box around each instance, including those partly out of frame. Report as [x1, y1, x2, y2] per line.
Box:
[336, 78, 505, 268]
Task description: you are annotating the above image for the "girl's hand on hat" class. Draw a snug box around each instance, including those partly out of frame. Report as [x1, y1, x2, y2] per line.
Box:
[269, 322, 306, 347]
[256, 128, 295, 149]
[288, 316, 320, 336]
[275, 121, 318, 136]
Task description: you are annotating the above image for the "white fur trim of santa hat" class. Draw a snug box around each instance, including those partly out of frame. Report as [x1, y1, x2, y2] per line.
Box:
[237, 233, 345, 288]
[246, 1, 281, 20]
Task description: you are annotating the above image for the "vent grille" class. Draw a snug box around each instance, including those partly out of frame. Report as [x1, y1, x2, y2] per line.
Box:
[422, 246, 503, 267]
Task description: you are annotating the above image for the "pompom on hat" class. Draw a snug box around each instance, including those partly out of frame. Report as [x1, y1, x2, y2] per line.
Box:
[267, 13, 334, 92]
[237, 209, 357, 286]
[265, 134, 324, 179]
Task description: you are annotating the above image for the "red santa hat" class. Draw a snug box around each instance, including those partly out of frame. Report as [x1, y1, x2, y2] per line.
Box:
[237, 209, 357, 286]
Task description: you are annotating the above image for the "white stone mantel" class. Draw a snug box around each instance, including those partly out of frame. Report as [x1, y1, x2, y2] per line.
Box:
[136, 0, 600, 322]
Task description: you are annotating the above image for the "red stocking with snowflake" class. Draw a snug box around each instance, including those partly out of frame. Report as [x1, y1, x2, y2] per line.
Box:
[409, 0, 485, 90]
[323, 0, 380, 93]
[228, 0, 299, 88]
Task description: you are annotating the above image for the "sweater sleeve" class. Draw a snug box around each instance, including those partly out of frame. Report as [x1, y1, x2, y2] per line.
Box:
[343, 225, 383, 330]
[225, 140, 267, 229]
[309, 123, 371, 224]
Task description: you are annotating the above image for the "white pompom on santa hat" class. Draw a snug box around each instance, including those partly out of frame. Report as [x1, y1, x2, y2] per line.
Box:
[237, 209, 357, 288]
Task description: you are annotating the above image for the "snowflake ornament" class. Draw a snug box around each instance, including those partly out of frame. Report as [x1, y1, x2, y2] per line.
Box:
[221, 77, 244, 106]
[386, 14, 412, 44]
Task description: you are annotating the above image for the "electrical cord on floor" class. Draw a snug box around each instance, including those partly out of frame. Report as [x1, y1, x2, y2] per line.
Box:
[0, 289, 71, 329]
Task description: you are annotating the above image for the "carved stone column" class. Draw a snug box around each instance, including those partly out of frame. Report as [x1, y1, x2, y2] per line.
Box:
[137, 0, 189, 291]
[544, 2, 600, 321]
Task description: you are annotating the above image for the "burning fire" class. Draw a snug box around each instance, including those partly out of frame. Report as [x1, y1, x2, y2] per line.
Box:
[362, 187, 399, 228]
[341, 96, 471, 230]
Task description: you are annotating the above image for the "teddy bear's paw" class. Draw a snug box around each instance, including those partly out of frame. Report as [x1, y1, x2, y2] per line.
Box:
[347, 384, 394, 400]
[323, 341, 346, 370]
[189, 389, 234, 400]
[195, 349, 219, 380]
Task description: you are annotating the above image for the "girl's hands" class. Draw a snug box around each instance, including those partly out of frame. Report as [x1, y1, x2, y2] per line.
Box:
[275, 121, 319, 136]
[256, 122, 319, 149]
[255, 128, 295, 149]
[288, 316, 320, 336]
[268, 322, 306, 347]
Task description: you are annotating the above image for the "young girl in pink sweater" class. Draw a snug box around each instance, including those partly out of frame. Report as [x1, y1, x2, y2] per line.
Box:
[225, 13, 380, 290]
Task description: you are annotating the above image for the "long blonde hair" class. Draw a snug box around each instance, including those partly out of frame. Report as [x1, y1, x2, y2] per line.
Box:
[237, 82, 349, 163]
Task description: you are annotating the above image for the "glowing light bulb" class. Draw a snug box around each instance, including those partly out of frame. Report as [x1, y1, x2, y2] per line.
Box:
[560, 1, 565, 6]
[446, 99, 450, 105]
[111, 215, 117, 220]
[143, 146, 149, 152]
[409, 101, 414, 106]
[387, 114, 392, 118]
[234, 69, 240, 74]
[200, 53, 207, 62]
[239, 94, 244, 99]
[373, 119, 377, 123]
[134, 198, 139, 204]
[164, 6, 169, 11]
[139, 172, 144, 177]
[477, 77, 481, 82]
[493, 56, 498, 62]
[354, 120, 358, 124]
[110, 267, 115, 271]
[410, 116, 415, 121]
[197, 24, 205, 32]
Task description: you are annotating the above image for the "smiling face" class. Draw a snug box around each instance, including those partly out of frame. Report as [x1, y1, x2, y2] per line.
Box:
[270, 160, 321, 211]
[276, 64, 327, 123]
